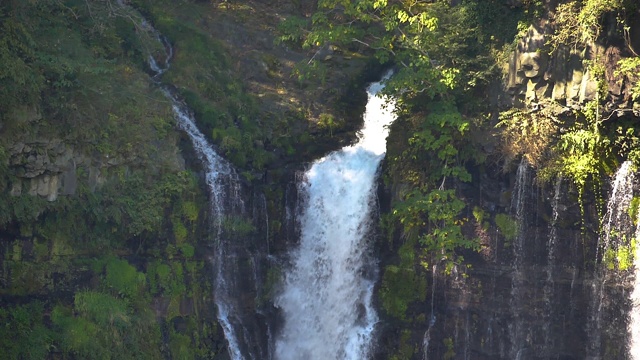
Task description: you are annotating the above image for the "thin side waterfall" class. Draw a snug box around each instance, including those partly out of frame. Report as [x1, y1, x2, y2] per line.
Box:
[172, 98, 248, 360]
[422, 265, 438, 360]
[274, 74, 396, 360]
[587, 160, 635, 359]
[631, 210, 640, 359]
[600, 161, 635, 256]
[120, 5, 254, 358]
[543, 176, 562, 355]
[509, 158, 531, 359]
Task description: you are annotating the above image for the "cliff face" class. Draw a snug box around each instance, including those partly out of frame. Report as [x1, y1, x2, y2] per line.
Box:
[0, 0, 370, 358]
[376, 2, 640, 359]
[2, 0, 640, 359]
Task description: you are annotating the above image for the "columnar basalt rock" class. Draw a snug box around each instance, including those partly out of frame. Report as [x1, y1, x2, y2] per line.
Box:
[8, 140, 78, 201]
[506, 24, 603, 110]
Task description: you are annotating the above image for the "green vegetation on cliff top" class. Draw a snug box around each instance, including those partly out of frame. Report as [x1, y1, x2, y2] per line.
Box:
[2, 0, 640, 358]
[285, 0, 640, 356]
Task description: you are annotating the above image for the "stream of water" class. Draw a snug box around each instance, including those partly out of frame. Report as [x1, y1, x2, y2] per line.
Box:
[120, 5, 253, 358]
[587, 160, 635, 359]
[543, 176, 562, 355]
[509, 158, 531, 359]
[274, 74, 396, 360]
[632, 210, 640, 359]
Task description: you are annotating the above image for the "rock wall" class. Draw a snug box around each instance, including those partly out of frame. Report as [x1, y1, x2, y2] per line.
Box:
[376, 2, 640, 359]
[506, 24, 599, 109]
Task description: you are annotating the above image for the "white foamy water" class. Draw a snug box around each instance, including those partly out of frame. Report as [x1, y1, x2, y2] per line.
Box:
[275, 74, 396, 360]
[587, 160, 635, 359]
[130, 6, 247, 356]
[631, 213, 640, 359]
[628, 162, 640, 360]
[509, 158, 531, 359]
[170, 95, 246, 360]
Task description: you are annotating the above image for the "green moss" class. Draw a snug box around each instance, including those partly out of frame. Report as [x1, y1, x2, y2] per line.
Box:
[223, 215, 257, 237]
[181, 201, 200, 222]
[148, 261, 187, 297]
[169, 331, 194, 360]
[259, 265, 282, 306]
[32, 238, 49, 261]
[52, 291, 163, 359]
[0, 302, 52, 360]
[390, 329, 416, 360]
[617, 243, 633, 271]
[472, 206, 485, 224]
[173, 221, 188, 244]
[179, 244, 195, 259]
[11, 242, 22, 261]
[379, 240, 427, 321]
[603, 238, 635, 271]
[105, 257, 146, 298]
[629, 196, 640, 225]
[7, 262, 47, 295]
[443, 337, 456, 359]
[495, 213, 517, 242]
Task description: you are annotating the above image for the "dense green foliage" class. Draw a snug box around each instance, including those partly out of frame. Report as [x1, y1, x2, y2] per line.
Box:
[0, 1, 234, 358]
[0, 166, 219, 357]
[379, 238, 426, 320]
[3, 0, 640, 358]
[500, 1, 640, 231]
[284, 0, 640, 356]
[280, 0, 530, 300]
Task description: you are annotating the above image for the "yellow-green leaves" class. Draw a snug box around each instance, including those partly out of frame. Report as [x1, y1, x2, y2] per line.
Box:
[616, 57, 640, 101]
[550, 0, 627, 50]
[373, 0, 387, 9]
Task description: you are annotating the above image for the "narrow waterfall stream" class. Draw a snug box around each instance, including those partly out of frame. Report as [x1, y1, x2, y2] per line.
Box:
[170, 89, 248, 360]
[275, 74, 396, 360]
[587, 160, 635, 359]
[422, 265, 438, 360]
[509, 158, 531, 359]
[543, 176, 562, 355]
[631, 210, 640, 359]
[120, 5, 257, 358]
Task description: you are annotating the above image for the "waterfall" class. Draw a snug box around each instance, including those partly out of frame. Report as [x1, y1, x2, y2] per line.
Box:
[172, 100, 248, 360]
[118, 4, 258, 358]
[587, 160, 635, 359]
[631, 211, 640, 359]
[600, 161, 635, 254]
[274, 73, 396, 360]
[543, 176, 562, 355]
[509, 158, 531, 359]
[158, 49, 252, 360]
[422, 265, 438, 360]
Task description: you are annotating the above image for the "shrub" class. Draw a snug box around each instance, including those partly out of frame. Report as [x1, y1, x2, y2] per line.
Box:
[495, 213, 517, 241]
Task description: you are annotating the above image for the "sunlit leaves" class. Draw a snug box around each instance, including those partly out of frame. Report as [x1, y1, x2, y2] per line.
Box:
[293, 0, 488, 101]
[299, 0, 488, 279]
[373, 0, 387, 10]
[391, 188, 478, 271]
[616, 57, 640, 101]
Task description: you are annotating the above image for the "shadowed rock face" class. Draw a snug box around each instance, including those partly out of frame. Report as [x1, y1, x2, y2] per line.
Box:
[410, 163, 635, 360]
[375, 9, 640, 356]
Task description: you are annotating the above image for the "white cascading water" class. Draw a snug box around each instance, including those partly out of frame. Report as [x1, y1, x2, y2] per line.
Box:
[170, 101, 246, 360]
[543, 176, 562, 355]
[275, 74, 396, 360]
[509, 158, 531, 359]
[120, 5, 249, 358]
[422, 265, 438, 360]
[587, 160, 635, 359]
[600, 161, 635, 254]
[631, 209, 640, 359]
